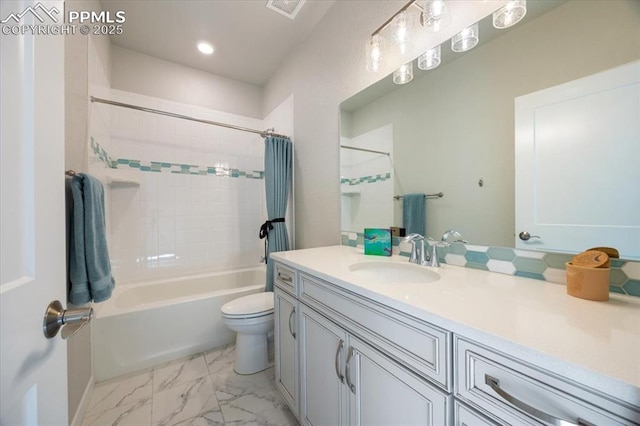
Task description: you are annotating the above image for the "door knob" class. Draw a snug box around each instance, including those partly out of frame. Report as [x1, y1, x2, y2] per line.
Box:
[43, 300, 93, 339]
[519, 231, 541, 241]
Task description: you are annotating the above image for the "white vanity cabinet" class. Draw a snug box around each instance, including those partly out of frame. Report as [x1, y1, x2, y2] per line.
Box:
[273, 263, 299, 418]
[271, 252, 640, 426]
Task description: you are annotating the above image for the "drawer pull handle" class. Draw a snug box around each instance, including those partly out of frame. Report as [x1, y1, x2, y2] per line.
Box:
[277, 272, 292, 283]
[288, 308, 296, 339]
[345, 346, 356, 394]
[335, 339, 344, 383]
[485, 375, 595, 426]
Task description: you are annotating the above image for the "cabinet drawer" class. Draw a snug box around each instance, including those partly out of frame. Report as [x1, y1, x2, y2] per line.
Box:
[455, 336, 640, 425]
[300, 273, 451, 391]
[454, 400, 498, 426]
[274, 262, 296, 295]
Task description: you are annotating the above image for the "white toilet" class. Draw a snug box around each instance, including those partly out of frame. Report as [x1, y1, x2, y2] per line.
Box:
[221, 291, 274, 374]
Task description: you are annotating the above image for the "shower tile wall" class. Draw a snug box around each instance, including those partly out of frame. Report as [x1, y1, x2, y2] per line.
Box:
[93, 91, 267, 284]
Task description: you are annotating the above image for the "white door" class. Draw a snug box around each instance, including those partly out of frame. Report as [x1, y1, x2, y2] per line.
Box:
[515, 61, 640, 258]
[1, 0, 68, 424]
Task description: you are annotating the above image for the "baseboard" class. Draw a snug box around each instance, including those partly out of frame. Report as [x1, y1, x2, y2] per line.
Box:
[69, 376, 94, 426]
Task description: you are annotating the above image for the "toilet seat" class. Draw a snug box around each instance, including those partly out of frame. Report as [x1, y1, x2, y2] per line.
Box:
[221, 291, 274, 318]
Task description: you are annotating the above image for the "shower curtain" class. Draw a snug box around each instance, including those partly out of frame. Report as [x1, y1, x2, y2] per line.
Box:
[260, 136, 292, 291]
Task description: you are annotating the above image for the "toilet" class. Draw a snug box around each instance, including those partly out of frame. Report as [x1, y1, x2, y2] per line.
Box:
[221, 291, 274, 374]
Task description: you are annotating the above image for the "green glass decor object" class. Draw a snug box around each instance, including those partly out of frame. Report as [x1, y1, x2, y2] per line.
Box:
[364, 228, 392, 256]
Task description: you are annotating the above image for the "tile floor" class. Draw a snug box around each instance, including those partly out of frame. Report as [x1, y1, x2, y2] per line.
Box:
[82, 345, 298, 426]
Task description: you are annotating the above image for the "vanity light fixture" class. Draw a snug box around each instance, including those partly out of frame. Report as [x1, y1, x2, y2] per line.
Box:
[365, 0, 452, 73]
[493, 0, 527, 29]
[393, 62, 414, 85]
[197, 41, 214, 55]
[417, 44, 441, 70]
[451, 23, 479, 53]
[420, 0, 451, 33]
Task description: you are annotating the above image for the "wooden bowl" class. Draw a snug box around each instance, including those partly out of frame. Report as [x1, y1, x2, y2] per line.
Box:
[565, 262, 610, 301]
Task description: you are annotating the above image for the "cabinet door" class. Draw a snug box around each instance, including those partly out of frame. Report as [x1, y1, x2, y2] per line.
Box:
[274, 287, 299, 417]
[299, 305, 349, 426]
[349, 336, 451, 426]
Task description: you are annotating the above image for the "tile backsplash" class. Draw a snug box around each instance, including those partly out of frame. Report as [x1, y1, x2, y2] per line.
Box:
[341, 232, 640, 297]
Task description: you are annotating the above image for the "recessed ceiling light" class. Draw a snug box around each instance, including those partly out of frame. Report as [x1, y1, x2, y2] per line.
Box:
[197, 42, 214, 55]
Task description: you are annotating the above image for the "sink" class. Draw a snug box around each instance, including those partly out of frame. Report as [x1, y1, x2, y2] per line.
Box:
[349, 261, 440, 284]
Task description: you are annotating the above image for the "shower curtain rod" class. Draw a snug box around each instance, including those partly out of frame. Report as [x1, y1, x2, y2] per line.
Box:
[340, 145, 390, 156]
[90, 96, 289, 139]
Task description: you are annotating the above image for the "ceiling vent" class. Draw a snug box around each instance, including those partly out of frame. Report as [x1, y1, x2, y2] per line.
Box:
[266, 0, 307, 20]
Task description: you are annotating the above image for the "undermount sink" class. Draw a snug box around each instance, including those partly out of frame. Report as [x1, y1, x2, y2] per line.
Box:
[348, 261, 440, 284]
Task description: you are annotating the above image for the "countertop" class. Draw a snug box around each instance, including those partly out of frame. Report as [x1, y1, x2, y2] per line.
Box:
[271, 245, 640, 407]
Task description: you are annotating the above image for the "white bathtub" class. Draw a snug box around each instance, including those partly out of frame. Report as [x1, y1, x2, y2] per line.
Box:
[93, 266, 265, 381]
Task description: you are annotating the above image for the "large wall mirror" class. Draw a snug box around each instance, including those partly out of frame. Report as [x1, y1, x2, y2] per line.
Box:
[340, 0, 640, 259]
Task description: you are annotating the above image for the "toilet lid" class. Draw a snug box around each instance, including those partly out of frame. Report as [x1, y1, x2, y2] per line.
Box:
[221, 291, 274, 317]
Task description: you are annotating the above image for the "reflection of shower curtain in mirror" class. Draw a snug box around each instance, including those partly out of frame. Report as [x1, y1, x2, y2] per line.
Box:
[340, 124, 394, 233]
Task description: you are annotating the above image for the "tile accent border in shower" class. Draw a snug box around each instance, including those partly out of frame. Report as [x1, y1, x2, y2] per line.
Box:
[91, 137, 264, 179]
[341, 172, 392, 186]
[341, 231, 640, 297]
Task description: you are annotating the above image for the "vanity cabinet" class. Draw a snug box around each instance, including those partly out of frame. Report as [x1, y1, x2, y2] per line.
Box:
[299, 300, 450, 426]
[271, 256, 640, 426]
[273, 264, 299, 417]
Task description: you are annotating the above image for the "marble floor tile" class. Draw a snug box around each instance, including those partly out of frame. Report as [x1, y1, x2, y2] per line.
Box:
[154, 354, 210, 393]
[82, 344, 298, 426]
[152, 375, 219, 426]
[204, 345, 236, 376]
[210, 369, 273, 403]
[86, 369, 153, 416]
[82, 398, 152, 426]
[220, 384, 296, 426]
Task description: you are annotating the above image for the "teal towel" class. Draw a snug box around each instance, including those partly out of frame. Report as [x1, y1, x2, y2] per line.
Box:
[402, 193, 426, 236]
[68, 173, 114, 304]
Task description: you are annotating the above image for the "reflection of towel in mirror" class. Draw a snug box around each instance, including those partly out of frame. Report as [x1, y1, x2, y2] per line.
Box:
[402, 193, 426, 236]
[68, 173, 115, 305]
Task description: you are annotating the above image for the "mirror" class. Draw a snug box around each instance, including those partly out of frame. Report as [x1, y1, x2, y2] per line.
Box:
[340, 0, 640, 256]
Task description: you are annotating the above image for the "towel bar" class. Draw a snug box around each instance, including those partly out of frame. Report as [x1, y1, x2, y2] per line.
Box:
[394, 192, 443, 200]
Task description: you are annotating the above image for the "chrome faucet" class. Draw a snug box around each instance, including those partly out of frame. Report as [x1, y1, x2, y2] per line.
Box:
[403, 234, 427, 265]
[441, 229, 467, 244]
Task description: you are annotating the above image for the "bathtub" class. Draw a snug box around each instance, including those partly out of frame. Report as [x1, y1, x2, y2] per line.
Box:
[93, 266, 265, 381]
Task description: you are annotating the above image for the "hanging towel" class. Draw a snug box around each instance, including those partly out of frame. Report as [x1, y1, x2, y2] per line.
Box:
[402, 193, 426, 236]
[68, 173, 115, 305]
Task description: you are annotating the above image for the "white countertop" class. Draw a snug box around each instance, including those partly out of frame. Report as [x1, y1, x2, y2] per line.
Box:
[271, 245, 640, 407]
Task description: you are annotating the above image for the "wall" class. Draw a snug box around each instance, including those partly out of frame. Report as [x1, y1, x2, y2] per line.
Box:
[91, 90, 267, 284]
[344, 0, 640, 248]
[63, 0, 112, 423]
[111, 46, 263, 119]
[262, 1, 504, 249]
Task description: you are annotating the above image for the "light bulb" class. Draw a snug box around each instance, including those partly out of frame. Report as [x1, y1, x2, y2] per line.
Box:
[365, 34, 386, 72]
[493, 0, 527, 29]
[392, 10, 413, 56]
[420, 0, 451, 33]
[197, 42, 214, 55]
[393, 62, 414, 85]
[451, 23, 479, 53]
[418, 45, 441, 70]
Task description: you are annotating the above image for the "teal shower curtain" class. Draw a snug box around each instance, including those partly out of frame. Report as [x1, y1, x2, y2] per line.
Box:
[260, 136, 292, 292]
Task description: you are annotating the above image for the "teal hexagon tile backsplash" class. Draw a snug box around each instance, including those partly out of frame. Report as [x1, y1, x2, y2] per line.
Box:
[448, 243, 467, 256]
[465, 251, 489, 264]
[513, 257, 547, 275]
[543, 253, 573, 269]
[622, 262, 640, 279]
[487, 247, 516, 261]
[514, 271, 546, 281]
[623, 280, 640, 296]
[486, 259, 516, 275]
[609, 268, 628, 286]
[610, 286, 626, 295]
